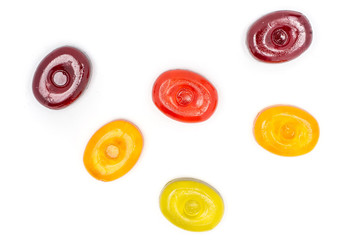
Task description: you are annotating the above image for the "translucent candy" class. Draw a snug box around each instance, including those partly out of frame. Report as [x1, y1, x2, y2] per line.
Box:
[247, 11, 312, 63]
[253, 105, 319, 156]
[32, 46, 91, 109]
[83, 120, 143, 181]
[159, 178, 224, 231]
[153, 69, 218, 123]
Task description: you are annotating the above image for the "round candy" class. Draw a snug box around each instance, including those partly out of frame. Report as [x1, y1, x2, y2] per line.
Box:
[247, 10, 312, 63]
[152, 69, 218, 123]
[32, 46, 91, 109]
[159, 178, 224, 232]
[253, 105, 319, 156]
[83, 120, 143, 182]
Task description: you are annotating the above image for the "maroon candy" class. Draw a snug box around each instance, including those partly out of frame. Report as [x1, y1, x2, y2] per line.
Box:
[32, 46, 91, 109]
[247, 10, 312, 63]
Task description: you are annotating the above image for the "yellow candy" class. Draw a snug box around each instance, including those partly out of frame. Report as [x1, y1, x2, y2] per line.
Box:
[253, 105, 319, 156]
[159, 178, 224, 232]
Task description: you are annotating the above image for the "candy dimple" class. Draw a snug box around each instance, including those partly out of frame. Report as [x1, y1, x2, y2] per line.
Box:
[253, 105, 319, 156]
[176, 88, 194, 106]
[184, 199, 202, 217]
[32, 46, 91, 109]
[272, 28, 289, 46]
[247, 10, 312, 63]
[52, 70, 69, 87]
[153, 69, 218, 123]
[280, 123, 296, 139]
[105, 145, 120, 159]
[159, 178, 224, 232]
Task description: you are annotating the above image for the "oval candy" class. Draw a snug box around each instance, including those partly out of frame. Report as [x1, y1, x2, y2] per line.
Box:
[152, 69, 218, 123]
[247, 10, 312, 63]
[32, 46, 91, 109]
[159, 178, 224, 232]
[253, 105, 319, 156]
[83, 120, 143, 182]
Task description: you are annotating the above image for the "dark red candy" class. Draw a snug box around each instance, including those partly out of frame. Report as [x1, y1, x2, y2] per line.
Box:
[152, 69, 218, 123]
[247, 10, 312, 63]
[32, 46, 91, 109]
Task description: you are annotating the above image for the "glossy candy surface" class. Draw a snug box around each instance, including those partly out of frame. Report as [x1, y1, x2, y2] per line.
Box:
[160, 178, 224, 232]
[152, 69, 218, 123]
[84, 120, 143, 182]
[33, 46, 91, 109]
[247, 10, 312, 63]
[253, 105, 319, 156]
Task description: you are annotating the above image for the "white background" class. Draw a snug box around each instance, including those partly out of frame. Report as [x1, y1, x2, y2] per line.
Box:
[1, 0, 359, 239]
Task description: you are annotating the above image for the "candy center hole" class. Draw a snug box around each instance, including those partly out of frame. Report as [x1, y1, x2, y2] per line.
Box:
[52, 70, 69, 87]
[106, 145, 119, 159]
[272, 28, 289, 46]
[280, 124, 296, 139]
[184, 199, 201, 217]
[176, 88, 194, 106]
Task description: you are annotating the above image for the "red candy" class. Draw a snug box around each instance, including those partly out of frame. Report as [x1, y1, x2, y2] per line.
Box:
[247, 10, 312, 63]
[32, 46, 91, 109]
[152, 69, 218, 123]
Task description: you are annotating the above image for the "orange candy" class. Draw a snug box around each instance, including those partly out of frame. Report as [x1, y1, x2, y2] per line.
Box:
[83, 120, 143, 181]
[253, 105, 319, 156]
